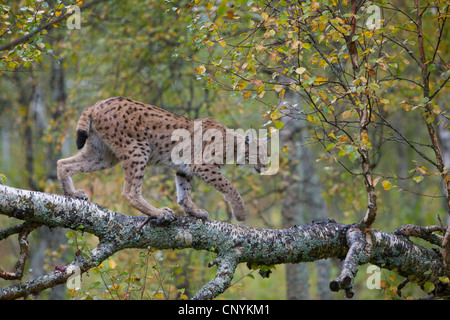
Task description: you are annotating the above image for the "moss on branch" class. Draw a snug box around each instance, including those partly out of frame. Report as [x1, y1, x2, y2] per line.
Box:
[0, 185, 448, 299]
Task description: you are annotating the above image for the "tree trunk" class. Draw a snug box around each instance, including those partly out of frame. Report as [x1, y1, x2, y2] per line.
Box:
[280, 88, 332, 299]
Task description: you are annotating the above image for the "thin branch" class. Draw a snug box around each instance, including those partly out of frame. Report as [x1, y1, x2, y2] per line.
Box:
[0, 0, 107, 53]
[0, 222, 41, 281]
[394, 224, 445, 247]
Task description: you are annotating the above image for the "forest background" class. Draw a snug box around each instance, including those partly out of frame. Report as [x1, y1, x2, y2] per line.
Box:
[0, 0, 449, 300]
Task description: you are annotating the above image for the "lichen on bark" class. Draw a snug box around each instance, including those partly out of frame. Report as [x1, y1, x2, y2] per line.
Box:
[0, 185, 448, 299]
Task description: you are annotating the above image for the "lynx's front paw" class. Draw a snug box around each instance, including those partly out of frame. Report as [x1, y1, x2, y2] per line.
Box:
[137, 207, 176, 231]
[73, 189, 90, 201]
[156, 207, 176, 223]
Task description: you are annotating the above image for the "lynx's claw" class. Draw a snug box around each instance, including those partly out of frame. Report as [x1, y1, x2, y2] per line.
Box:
[137, 207, 176, 231]
[157, 207, 176, 223]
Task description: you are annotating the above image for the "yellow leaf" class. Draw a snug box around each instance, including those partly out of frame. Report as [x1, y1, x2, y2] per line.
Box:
[342, 109, 354, 120]
[318, 22, 327, 32]
[307, 114, 321, 123]
[318, 34, 325, 43]
[154, 292, 164, 299]
[179, 294, 188, 300]
[108, 260, 117, 269]
[55, 10, 62, 17]
[314, 77, 328, 84]
[218, 39, 226, 47]
[283, 146, 289, 152]
[380, 99, 389, 104]
[417, 166, 428, 175]
[382, 180, 392, 190]
[328, 130, 338, 140]
[364, 30, 373, 38]
[237, 81, 247, 91]
[270, 110, 281, 120]
[295, 67, 306, 75]
[196, 65, 206, 75]
[243, 91, 251, 99]
[360, 132, 371, 146]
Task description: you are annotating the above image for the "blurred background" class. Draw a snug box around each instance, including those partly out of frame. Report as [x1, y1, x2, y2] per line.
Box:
[0, 0, 448, 299]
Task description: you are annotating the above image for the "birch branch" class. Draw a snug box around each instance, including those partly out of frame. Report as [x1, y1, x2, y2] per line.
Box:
[0, 185, 448, 299]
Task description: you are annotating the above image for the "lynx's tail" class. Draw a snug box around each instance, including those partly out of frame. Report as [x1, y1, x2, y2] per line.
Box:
[75, 106, 93, 149]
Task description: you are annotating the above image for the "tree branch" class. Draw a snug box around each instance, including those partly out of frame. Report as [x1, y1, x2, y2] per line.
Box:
[0, 0, 107, 53]
[0, 185, 448, 299]
[192, 254, 239, 300]
[330, 227, 370, 298]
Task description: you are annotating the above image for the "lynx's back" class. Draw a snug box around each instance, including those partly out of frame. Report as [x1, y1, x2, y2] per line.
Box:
[58, 96, 268, 223]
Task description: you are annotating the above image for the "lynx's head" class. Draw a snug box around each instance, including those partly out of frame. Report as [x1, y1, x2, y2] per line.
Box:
[236, 130, 269, 174]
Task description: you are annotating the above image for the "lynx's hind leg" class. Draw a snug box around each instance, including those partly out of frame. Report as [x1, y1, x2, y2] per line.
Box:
[175, 172, 209, 219]
[57, 132, 118, 200]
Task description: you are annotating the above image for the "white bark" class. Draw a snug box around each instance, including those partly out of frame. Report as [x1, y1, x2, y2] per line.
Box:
[0, 185, 448, 299]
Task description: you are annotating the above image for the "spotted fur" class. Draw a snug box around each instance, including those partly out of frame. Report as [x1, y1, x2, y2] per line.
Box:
[57, 97, 268, 223]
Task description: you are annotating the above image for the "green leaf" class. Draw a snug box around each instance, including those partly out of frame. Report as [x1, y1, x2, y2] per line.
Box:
[413, 176, 424, 183]
[272, 120, 284, 130]
[302, 43, 311, 50]
[325, 143, 335, 151]
[348, 151, 358, 163]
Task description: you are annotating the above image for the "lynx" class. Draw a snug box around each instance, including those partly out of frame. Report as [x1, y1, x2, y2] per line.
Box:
[57, 97, 268, 224]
